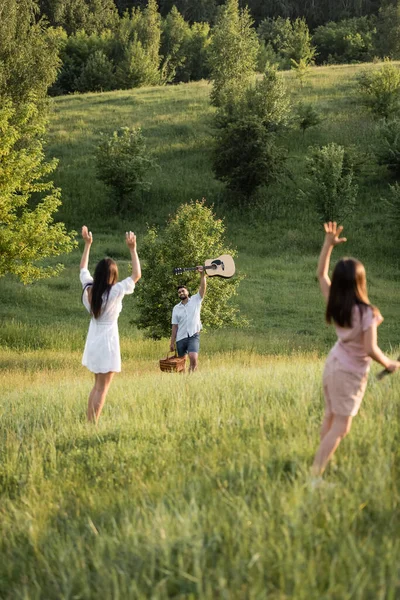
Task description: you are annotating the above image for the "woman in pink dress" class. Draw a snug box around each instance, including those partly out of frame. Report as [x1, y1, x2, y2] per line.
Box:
[312, 222, 400, 477]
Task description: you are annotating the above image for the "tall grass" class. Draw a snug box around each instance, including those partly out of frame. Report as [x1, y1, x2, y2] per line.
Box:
[1, 354, 399, 598]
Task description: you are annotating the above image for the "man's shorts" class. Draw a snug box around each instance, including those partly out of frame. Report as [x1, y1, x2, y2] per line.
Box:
[176, 333, 200, 356]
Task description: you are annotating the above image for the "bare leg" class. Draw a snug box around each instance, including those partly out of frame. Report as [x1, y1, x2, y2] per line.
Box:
[87, 372, 115, 424]
[320, 411, 334, 441]
[188, 352, 198, 373]
[312, 414, 352, 476]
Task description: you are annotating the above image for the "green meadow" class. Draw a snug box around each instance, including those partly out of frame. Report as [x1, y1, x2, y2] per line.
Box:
[1, 63, 400, 598]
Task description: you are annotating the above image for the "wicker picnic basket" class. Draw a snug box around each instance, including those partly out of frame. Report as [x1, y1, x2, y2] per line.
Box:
[159, 351, 186, 373]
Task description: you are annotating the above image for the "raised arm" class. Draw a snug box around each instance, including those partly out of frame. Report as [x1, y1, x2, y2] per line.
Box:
[364, 323, 400, 371]
[197, 266, 207, 299]
[317, 222, 347, 302]
[80, 226, 93, 270]
[126, 231, 141, 283]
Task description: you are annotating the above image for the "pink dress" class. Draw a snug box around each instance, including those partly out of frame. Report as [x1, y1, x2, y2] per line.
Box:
[323, 305, 383, 416]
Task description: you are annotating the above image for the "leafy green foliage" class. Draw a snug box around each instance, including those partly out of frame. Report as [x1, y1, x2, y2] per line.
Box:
[313, 17, 376, 65]
[301, 143, 358, 222]
[213, 66, 289, 199]
[208, 0, 259, 108]
[375, 117, 400, 177]
[0, 0, 76, 283]
[296, 102, 322, 135]
[374, 1, 400, 60]
[134, 200, 244, 339]
[257, 16, 315, 72]
[357, 59, 400, 119]
[95, 127, 157, 214]
[75, 49, 115, 92]
[38, 0, 118, 35]
[160, 6, 191, 83]
[213, 117, 286, 199]
[385, 182, 400, 238]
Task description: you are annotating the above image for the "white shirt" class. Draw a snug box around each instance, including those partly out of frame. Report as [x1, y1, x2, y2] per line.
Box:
[171, 293, 203, 342]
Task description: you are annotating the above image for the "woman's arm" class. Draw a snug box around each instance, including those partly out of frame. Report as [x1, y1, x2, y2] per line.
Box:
[364, 323, 400, 371]
[126, 231, 141, 283]
[80, 226, 93, 270]
[317, 222, 347, 302]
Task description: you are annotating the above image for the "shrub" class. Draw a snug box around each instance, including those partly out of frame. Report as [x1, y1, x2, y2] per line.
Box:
[357, 60, 400, 119]
[301, 143, 358, 222]
[213, 66, 289, 200]
[133, 200, 244, 339]
[75, 50, 115, 92]
[313, 17, 376, 65]
[95, 127, 157, 214]
[385, 183, 400, 238]
[213, 116, 287, 199]
[375, 117, 400, 177]
[296, 103, 322, 135]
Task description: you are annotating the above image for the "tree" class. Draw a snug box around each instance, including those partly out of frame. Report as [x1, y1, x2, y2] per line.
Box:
[213, 66, 290, 199]
[357, 59, 400, 119]
[313, 17, 376, 65]
[374, 0, 400, 59]
[39, 0, 119, 35]
[133, 200, 244, 339]
[375, 117, 400, 177]
[160, 6, 191, 83]
[208, 0, 259, 107]
[139, 0, 162, 83]
[95, 126, 157, 214]
[296, 102, 322, 136]
[300, 143, 358, 223]
[0, 0, 76, 283]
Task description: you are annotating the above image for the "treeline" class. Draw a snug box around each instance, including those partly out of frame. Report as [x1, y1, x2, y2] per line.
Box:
[37, 0, 400, 96]
[39, 0, 386, 29]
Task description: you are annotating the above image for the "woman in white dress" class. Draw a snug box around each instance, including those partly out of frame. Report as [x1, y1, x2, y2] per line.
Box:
[80, 226, 141, 423]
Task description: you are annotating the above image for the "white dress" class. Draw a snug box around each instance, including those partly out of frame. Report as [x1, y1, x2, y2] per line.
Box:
[80, 268, 135, 373]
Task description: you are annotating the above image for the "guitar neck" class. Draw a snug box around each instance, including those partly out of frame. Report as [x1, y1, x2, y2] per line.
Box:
[175, 265, 215, 274]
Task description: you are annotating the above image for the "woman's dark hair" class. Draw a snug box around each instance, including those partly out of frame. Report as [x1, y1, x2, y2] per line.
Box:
[90, 258, 118, 318]
[326, 257, 377, 327]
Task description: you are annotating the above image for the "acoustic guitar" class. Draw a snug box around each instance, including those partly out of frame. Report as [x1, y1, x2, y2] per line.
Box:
[173, 254, 235, 278]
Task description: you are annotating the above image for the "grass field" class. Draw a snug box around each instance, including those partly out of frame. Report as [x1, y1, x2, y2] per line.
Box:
[1, 354, 400, 598]
[1, 63, 400, 598]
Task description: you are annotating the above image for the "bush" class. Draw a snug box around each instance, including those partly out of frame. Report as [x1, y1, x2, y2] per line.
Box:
[213, 116, 287, 199]
[295, 103, 322, 135]
[300, 143, 358, 222]
[95, 127, 157, 214]
[313, 17, 376, 65]
[133, 200, 244, 339]
[357, 60, 400, 119]
[385, 183, 400, 238]
[375, 118, 400, 177]
[213, 66, 290, 199]
[75, 50, 115, 92]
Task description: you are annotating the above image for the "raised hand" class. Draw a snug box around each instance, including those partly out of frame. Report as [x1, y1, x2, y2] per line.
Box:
[126, 231, 137, 249]
[324, 222, 347, 247]
[82, 226, 93, 245]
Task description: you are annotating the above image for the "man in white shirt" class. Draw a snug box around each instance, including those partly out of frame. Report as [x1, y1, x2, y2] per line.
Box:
[170, 267, 207, 372]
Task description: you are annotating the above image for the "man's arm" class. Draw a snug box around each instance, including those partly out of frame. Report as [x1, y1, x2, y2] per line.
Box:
[170, 324, 178, 352]
[198, 266, 207, 299]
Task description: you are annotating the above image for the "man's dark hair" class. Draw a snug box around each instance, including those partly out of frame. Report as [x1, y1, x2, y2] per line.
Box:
[177, 284, 188, 291]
